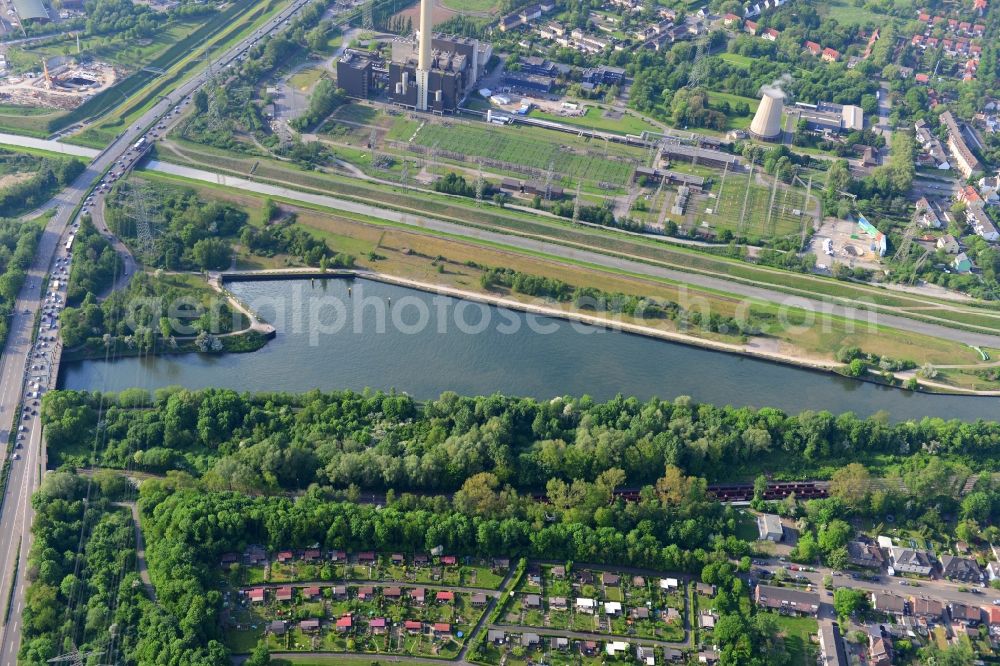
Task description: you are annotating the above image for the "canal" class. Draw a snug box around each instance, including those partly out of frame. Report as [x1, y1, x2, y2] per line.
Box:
[59, 278, 999, 420]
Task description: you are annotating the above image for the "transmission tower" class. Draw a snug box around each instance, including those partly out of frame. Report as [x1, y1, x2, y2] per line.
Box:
[909, 249, 930, 284]
[714, 160, 729, 215]
[543, 158, 555, 201]
[124, 182, 161, 261]
[572, 181, 582, 224]
[737, 159, 755, 239]
[49, 647, 112, 666]
[800, 174, 813, 250]
[764, 165, 782, 238]
[475, 160, 485, 203]
[362, 0, 374, 30]
[368, 127, 377, 149]
[687, 36, 710, 89]
[892, 220, 917, 262]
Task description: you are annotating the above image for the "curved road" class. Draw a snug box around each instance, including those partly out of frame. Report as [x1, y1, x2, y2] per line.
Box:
[0, 0, 316, 661]
[146, 160, 1000, 349]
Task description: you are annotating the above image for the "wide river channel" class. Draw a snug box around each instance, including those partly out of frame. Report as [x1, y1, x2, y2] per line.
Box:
[59, 278, 999, 420]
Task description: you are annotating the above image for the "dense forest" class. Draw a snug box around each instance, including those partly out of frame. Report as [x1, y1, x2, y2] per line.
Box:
[66, 215, 119, 306]
[0, 217, 41, 347]
[42, 387, 1000, 495]
[0, 151, 84, 218]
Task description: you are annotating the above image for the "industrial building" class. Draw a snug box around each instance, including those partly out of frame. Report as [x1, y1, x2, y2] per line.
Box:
[386, 31, 491, 113]
[12, 0, 50, 23]
[794, 101, 864, 133]
[749, 90, 783, 141]
[335, 49, 386, 100]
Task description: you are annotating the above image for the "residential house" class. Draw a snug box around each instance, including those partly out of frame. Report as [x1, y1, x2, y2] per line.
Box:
[633, 575, 646, 587]
[576, 597, 597, 613]
[819, 622, 848, 666]
[492, 557, 509, 570]
[754, 585, 820, 616]
[911, 597, 944, 622]
[744, 20, 758, 35]
[300, 619, 320, 633]
[357, 585, 374, 600]
[871, 592, 906, 616]
[888, 547, 935, 576]
[978, 174, 1000, 203]
[276, 550, 294, 563]
[603, 572, 621, 586]
[276, 586, 293, 602]
[248, 588, 265, 603]
[915, 197, 942, 228]
[724, 13, 742, 26]
[986, 606, 1000, 635]
[331, 585, 347, 599]
[303, 586, 320, 600]
[633, 606, 651, 620]
[697, 583, 716, 596]
[550, 596, 568, 610]
[487, 629, 506, 644]
[303, 549, 321, 562]
[606, 641, 630, 656]
[660, 577, 679, 590]
[869, 634, 892, 666]
[390, 552, 405, 565]
[411, 588, 426, 604]
[762, 27, 780, 40]
[664, 607, 682, 623]
[941, 110, 983, 178]
[700, 612, 716, 629]
[336, 614, 353, 633]
[804, 40, 822, 56]
[967, 201, 999, 241]
[986, 561, 1000, 581]
[436, 590, 455, 603]
[699, 650, 720, 664]
[268, 620, 287, 636]
[384, 586, 402, 600]
[637, 645, 657, 665]
[369, 618, 387, 635]
[664, 647, 683, 661]
[551, 565, 566, 578]
[954, 252, 974, 273]
[521, 632, 540, 647]
[358, 551, 376, 564]
[951, 602, 982, 625]
[330, 550, 346, 562]
[605, 601, 623, 616]
[553, 637, 569, 650]
[433, 623, 451, 636]
[440, 555, 457, 566]
[414, 554, 429, 566]
[471, 592, 488, 606]
[581, 640, 598, 656]
[245, 545, 267, 566]
[939, 555, 983, 583]
[758, 513, 783, 542]
[937, 234, 960, 254]
[822, 47, 840, 62]
[524, 594, 542, 609]
[846, 540, 884, 568]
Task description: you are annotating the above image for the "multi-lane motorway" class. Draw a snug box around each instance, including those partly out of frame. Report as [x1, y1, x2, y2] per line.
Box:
[0, 0, 314, 661]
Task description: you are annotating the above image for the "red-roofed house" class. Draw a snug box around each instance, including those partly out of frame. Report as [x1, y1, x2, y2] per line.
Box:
[915, 73, 930, 83]
[276, 586, 293, 602]
[358, 551, 376, 563]
[986, 606, 1000, 626]
[303, 549, 321, 562]
[303, 586, 321, 600]
[959, 20, 971, 33]
[918, 11, 930, 22]
[961, 185, 982, 203]
[804, 40, 821, 55]
[973, 0, 986, 13]
[411, 588, 426, 604]
[336, 614, 353, 632]
[441, 555, 457, 566]
[762, 27, 780, 41]
[370, 617, 388, 634]
[745, 20, 758, 35]
[385, 586, 402, 599]
[331, 550, 346, 562]
[822, 47, 840, 62]
[249, 588, 265, 603]
[724, 13, 741, 26]
[973, 23, 985, 35]
[948, 18, 959, 30]
[926, 36, 939, 47]
[436, 590, 455, 603]
[405, 620, 423, 633]
[433, 623, 451, 635]
[932, 14, 944, 24]
[912, 34, 925, 47]
[276, 550, 294, 563]
[358, 585, 374, 600]
[971, 44, 982, 55]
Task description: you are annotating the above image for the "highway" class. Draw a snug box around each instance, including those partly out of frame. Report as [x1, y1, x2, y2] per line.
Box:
[0, 0, 314, 661]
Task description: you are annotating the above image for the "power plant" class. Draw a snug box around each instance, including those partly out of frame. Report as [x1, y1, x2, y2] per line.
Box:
[749, 90, 784, 141]
[335, 0, 491, 113]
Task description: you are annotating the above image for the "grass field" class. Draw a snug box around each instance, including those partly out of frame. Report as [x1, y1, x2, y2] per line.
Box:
[404, 119, 644, 186]
[825, 0, 898, 24]
[440, 0, 501, 11]
[767, 614, 818, 666]
[528, 106, 661, 136]
[717, 52, 755, 68]
[288, 63, 328, 92]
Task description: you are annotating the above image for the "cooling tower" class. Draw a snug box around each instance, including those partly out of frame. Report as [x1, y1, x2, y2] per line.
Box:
[749, 91, 783, 141]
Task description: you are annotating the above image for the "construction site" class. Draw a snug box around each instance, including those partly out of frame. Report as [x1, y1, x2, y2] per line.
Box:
[0, 58, 117, 110]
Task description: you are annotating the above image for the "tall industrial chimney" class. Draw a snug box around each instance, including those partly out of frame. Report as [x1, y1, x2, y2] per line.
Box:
[749, 90, 783, 141]
[416, 0, 433, 110]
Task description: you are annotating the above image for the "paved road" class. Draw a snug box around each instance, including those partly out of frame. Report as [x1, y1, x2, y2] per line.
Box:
[145, 160, 1000, 349]
[0, 0, 315, 661]
[0, 132, 99, 158]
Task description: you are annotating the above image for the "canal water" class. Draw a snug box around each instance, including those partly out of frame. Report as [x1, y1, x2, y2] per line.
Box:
[59, 278, 999, 420]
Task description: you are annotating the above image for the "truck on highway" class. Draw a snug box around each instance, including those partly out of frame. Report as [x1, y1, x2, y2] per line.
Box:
[133, 136, 146, 151]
